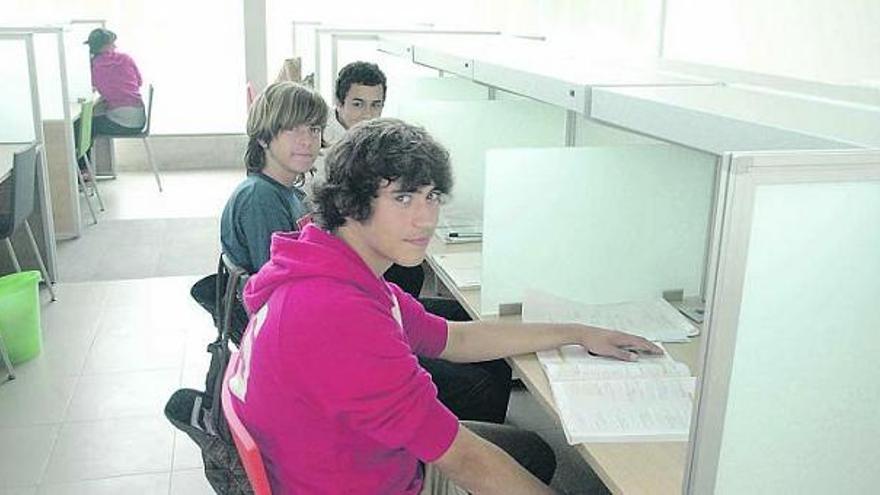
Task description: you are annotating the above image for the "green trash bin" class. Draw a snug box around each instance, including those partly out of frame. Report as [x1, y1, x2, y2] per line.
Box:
[0, 270, 43, 364]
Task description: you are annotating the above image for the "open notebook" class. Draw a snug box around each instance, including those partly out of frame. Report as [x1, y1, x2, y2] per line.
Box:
[525, 290, 695, 444]
[538, 345, 694, 443]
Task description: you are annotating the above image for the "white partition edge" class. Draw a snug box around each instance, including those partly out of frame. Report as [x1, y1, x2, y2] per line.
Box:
[291, 19, 321, 57]
[685, 149, 880, 494]
[314, 29, 498, 92]
[659, 59, 880, 109]
[590, 87, 854, 155]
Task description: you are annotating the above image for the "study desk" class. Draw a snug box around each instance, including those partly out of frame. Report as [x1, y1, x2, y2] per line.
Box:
[424, 237, 700, 495]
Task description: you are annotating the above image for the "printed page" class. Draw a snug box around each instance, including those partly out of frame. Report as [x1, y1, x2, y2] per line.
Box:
[523, 289, 697, 342]
[537, 345, 691, 381]
[433, 251, 482, 289]
[550, 377, 696, 443]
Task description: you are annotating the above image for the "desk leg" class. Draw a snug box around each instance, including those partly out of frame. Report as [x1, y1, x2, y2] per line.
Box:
[92, 136, 117, 178]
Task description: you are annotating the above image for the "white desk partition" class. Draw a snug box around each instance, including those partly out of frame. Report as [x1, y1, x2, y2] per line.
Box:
[481, 145, 717, 316]
[2, 26, 87, 239]
[315, 29, 500, 101]
[0, 36, 37, 142]
[383, 76, 490, 118]
[63, 23, 94, 102]
[397, 99, 566, 222]
[0, 32, 58, 280]
[591, 85, 877, 154]
[686, 150, 880, 494]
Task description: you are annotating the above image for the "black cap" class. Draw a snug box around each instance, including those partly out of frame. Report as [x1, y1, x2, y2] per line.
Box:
[84, 28, 116, 55]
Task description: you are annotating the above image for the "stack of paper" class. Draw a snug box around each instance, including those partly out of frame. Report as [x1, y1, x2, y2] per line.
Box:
[523, 290, 698, 342]
[538, 345, 694, 444]
[524, 290, 696, 444]
[433, 251, 482, 289]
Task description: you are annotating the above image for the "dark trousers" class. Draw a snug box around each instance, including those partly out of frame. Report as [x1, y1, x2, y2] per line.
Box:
[92, 115, 144, 136]
[465, 421, 557, 485]
[417, 295, 513, 424]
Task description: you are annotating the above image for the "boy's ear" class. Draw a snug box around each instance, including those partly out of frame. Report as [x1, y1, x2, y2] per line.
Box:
[258, 139, 268, 149]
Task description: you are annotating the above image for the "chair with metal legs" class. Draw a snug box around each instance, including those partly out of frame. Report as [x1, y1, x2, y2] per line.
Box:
[76, 99, 104, 224]
[108, 84, 161, 191]
[0, 142, 57, 382]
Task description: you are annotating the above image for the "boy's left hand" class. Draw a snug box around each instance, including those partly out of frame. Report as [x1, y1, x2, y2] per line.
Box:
[579, 326, 663, 361]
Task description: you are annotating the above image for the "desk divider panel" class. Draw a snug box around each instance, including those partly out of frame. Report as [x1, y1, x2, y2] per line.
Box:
[62, 24, 93, 102]
[32, 32, 64, 120]
[687, 151, 880, 495]
[397, 99, 566, 222]
[0, 37, 37, 142]
[481, 145, 716, 316]
[384, 76, 489, 118]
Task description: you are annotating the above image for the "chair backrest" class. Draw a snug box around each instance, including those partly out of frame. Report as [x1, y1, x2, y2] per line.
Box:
[219, 253, 250, 339]
[76, 100, 95, 158]
[221, 351, 273, 495]
[0, 143, 40, 238]
[142, 84, 154, 135]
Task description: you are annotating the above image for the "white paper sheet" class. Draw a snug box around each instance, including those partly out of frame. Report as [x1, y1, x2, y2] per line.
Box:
[523, 290, 697, 342]
[433, 251, 482, 289]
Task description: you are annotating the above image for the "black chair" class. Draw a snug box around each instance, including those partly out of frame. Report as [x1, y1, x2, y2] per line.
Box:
[0, 143, 57, 382]
[190, 254, 250, 346]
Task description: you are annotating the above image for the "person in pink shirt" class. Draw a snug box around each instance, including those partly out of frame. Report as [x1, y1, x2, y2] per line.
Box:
[229, 118, 662, 494]
[85, 28, 146, 136]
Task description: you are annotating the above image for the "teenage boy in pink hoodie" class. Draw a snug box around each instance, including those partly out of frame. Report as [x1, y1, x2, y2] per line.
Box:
[230, 118, 662, 494]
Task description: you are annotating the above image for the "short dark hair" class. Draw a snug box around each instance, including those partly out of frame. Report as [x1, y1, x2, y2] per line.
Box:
[85, 28, 116, 57]
[334, 61, 387, 105]
[314, 118, 452, 231]
[244, 82, 328, 180]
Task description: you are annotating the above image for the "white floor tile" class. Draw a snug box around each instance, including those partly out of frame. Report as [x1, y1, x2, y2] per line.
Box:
[0, 374, 77, 427]
[65, 370, 180, 422]
[0, 425, 60, 488]
[172, 431, 205, 471]
[82, 325, 185, 375]
[37, 472, 170, 495]
[169, 469, 216, 495]
[43, 417, 174, 483]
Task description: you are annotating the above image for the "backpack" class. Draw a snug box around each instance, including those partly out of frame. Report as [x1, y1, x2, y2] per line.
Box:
[164, 256, 253, 494]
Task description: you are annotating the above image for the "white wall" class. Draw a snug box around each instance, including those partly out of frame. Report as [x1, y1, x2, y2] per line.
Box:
[663, 0, 880, 85]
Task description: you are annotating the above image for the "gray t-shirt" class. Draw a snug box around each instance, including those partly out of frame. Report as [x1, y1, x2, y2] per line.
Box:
[220, 173, 309, 274]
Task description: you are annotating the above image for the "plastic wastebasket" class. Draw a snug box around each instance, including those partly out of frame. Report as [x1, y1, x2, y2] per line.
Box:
[0, 270, 43, 364]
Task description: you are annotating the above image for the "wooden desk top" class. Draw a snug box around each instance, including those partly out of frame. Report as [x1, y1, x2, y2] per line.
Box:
[425, 236, 699, 495]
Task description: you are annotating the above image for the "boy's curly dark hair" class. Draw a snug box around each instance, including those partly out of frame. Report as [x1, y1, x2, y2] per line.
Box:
[313, 118, 452, 231]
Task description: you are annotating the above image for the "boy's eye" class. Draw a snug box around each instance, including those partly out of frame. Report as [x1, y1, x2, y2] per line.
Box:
[394, 194, 413, 205]
[372, 102, 384, 109]
[426, 191, 445, 205]
[351, 101, 363, 108]
[309, 126, 322, 135]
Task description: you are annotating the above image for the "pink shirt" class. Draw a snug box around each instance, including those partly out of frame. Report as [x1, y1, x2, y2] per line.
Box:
[91, 51, 143, 109]
[230, 226, 459, 494]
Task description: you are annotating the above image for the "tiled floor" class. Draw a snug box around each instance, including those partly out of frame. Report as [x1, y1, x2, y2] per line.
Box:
[1, 169, 608, 494]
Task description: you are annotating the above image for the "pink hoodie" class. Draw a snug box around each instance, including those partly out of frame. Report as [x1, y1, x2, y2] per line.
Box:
[232, 224, 459, 494]
[91, 51, 143, 109]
